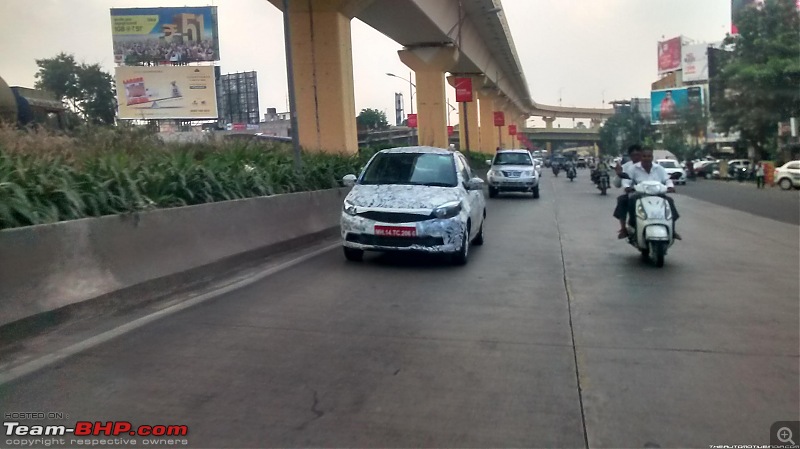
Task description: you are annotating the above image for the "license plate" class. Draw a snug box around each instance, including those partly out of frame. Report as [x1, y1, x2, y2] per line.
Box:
[375, 226, 416, 237]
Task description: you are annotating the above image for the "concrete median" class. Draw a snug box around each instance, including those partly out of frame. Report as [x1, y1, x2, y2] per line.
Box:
[0, 188, 349, 329]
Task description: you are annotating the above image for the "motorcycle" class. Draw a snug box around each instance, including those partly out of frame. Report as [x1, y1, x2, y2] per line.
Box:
[552, 165, 560, 177]
[566, 166, 576, 181]
[623, 178, 679, 268]
[595, 170, 610, 195]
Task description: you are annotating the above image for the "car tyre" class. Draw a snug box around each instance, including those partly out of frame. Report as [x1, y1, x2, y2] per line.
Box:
[488, 186, 498, 198]
[472, 220, 484, 245]
[532, 185, 540, 199]
[452, 227, 470, 265]
[343, 247, 363, 262]
[779, 178, 793, 190]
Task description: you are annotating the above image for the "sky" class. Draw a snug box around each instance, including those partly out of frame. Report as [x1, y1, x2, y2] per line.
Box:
[0, 0, 732, 127]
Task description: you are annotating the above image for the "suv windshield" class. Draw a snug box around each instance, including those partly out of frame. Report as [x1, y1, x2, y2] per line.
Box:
[493, 152, 532, 166]
[360, 152, 457, 187]
[659, 160, 678, 168]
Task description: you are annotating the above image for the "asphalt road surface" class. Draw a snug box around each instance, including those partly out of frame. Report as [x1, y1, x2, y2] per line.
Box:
[1, 171, 798, 448]
[677, 178, 799, 225]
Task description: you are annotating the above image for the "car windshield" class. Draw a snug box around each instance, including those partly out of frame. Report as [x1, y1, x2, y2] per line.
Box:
[494, 153, 532, 165]
[659, 161, 678, 168]
[360, 152, 457, 187]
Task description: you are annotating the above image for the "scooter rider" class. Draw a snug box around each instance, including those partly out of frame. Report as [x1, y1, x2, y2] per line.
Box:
[623, 147, 681, 240]
[613, 144, 643, 238]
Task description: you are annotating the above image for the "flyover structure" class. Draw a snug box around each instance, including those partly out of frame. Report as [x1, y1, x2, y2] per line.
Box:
[267, 0, 613, 154]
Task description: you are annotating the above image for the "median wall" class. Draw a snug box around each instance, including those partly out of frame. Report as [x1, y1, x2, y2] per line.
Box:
[0, 188, 349, 328]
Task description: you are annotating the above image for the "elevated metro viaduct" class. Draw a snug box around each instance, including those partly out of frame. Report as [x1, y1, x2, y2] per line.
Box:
[267, 0, 613, 154]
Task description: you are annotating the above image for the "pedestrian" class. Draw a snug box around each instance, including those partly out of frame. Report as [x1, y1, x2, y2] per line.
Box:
[755, 162, 765, 189]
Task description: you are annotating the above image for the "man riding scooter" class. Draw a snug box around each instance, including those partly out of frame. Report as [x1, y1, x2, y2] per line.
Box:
[622, 147, 681, 240]
[612, 145, 643, 239]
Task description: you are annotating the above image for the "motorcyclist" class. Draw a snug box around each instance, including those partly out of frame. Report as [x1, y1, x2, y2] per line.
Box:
[612, 144, 642, 238]
[622, 147, 681, 240]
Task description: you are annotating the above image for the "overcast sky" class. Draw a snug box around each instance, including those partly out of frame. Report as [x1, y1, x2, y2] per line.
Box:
[0, 0, 731, 127]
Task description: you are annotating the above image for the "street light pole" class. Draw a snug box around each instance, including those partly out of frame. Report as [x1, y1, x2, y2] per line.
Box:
[282, 0, 301, 171]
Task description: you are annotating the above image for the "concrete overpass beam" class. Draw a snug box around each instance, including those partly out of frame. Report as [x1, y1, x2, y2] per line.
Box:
[399, 46, 458, 148]
[447, 75, 480, 153]
[282, 0, 365, 153]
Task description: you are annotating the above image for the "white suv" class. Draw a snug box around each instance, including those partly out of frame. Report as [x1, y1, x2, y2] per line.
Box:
[486, 150, 540, 199]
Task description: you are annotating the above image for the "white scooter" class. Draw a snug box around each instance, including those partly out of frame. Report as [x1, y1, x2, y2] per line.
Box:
[625, 180, 675, 267]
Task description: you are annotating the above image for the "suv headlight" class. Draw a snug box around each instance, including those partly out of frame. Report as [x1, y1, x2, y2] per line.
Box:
[343, 200, 358, 216]
[433, 201, 462, 219]
[489, 169, 503, 178]
[522, 170, 534, 177]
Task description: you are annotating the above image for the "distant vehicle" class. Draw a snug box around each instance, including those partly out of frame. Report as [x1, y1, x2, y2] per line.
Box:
[696, 162, 720, 179]
[774, 160, 800, 190]
[577, 157, 587, 169]
[340, 146, 486, 265]
[656, 159, 687, 185]
[486, 149, 540, 198]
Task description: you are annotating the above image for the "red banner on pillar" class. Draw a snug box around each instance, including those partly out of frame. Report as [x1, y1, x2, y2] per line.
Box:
[493, 111, 505, 127]
[455, 77, 473, 103]
[407, 113, 417, 128]
[447, 125, 454, 136]
[508, 124, 517, 135]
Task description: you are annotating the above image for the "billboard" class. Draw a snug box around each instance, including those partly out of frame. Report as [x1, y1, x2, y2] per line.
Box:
[657, 37, 682, 74]
[454, 78, 473, 103]
[111, 7, 220, 64]
[682, 44, 710, 83]
[115, 66, 218, 119]
[650, 86, 704, 124]
[217, 71, 260, 125]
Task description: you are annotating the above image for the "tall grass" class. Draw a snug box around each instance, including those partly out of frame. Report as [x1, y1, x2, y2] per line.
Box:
[0, 125, 365, 230]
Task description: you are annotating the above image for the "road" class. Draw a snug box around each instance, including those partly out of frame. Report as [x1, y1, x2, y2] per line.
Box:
[1, 171, 798, 448]
[678, 178, 799, 225]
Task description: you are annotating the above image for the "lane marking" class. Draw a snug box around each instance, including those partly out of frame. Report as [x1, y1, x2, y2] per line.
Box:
[0, 242, 339, 386]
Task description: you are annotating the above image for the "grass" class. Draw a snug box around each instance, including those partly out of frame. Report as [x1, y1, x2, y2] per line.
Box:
[0, 125, 367, 230]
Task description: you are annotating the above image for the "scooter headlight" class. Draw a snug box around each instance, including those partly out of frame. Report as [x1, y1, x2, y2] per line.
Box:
[636, 203, 648, 220]
[664, 204, 672, 220]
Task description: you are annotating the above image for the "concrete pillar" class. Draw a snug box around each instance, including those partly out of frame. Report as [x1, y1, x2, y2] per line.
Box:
[478, 89, 500, 153]
[447, 75, 480, 153]
[399, 46, 458, 148]
[543, 117, 556, 154]
[590, 118, 603, 129]
[282, 0, 362, 153]
[502, 106, 514, 149]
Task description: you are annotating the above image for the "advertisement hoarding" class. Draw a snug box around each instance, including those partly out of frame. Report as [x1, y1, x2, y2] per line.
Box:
[447, 125, 454, 136]
[657, 36, 682, 74]
[493, 111, 505, 127]
[115, 66, 218, 120]
[111, 7, 220, 64]
[682, 44, 710, 83]
[454, 77, 473, 103]
[650, 86, 704, 125]
[407, 113, 417, 128]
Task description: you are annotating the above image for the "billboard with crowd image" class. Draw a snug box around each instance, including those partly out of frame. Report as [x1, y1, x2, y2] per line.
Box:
[110, 7, 220, 65]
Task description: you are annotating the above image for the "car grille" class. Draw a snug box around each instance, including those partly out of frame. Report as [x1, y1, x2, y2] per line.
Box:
[502, 170, 522, 177]
[346, 234, 444, 248]
[356, 211, 433, 223]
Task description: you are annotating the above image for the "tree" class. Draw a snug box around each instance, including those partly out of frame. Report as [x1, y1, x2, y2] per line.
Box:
[599, 106, 654, 156]
[34, 53, 117, 125]
[661, 106, 710, 160]
[710, 0, 800, 160]
[356, 108, 389, 131]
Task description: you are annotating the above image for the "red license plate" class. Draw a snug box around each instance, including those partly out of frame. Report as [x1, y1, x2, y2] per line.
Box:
[374, 226, 417, 237]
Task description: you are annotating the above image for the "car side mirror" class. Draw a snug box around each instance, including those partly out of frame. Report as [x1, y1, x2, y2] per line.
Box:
[466, 177, 484, 191]
[485, 159, 492, 166]
[342, 174, 357, 187]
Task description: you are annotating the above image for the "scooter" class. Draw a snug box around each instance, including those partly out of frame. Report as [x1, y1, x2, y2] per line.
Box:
[566, 166, 576, 181]
[624, 180, 675, 268]
[595, 170, 610, 195]
[552, 165, 560, 177]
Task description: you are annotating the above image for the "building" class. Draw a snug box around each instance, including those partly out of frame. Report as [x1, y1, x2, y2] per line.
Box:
[216, 71, 260, 126]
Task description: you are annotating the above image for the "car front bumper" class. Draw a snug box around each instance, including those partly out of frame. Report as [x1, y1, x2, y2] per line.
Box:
[488, 176, 539, 190]
[341, 213, 467, 253]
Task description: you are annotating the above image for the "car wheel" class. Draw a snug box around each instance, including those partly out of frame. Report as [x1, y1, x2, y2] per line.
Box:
[532, 185, 540, 199]
[488, 186, 498, 198]
[452, 227, 470, 265]
[472, 220, 484, 245]
[705, 173, 711, 179]
[779, 178, 793, 190]
[343, 247, 363, 262]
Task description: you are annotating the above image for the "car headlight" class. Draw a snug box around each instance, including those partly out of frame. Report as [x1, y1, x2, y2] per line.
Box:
[343, 200, 358, 216]
[433, 201, 462, 219]
[489, 169, 503, 178]
[636, 203, 647, 220]
[522, 170, 534, 177]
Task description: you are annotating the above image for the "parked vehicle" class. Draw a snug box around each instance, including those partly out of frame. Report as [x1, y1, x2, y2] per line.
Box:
[340, 146, 486, 265]
[695, 162, 720, 179]
[774, 160, 800, 190]
[486, 149, 541, 198]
